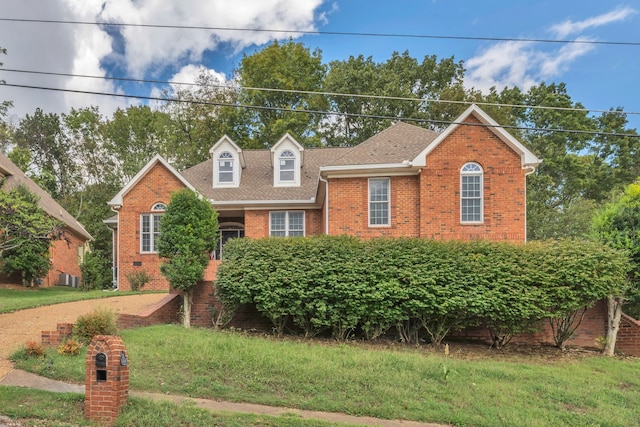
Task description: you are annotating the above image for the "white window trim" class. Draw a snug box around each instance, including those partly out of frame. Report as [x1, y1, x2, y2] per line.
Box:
[460, 162, 484, 224]
[368, 177, 390, 227]
[269, 211, 305, 237]
[215, 151, 238, 187]
[274, 149, 300, 187]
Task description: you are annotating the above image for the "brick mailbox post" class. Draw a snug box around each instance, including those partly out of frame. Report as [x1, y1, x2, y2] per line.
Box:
[85, 335, 129, 425]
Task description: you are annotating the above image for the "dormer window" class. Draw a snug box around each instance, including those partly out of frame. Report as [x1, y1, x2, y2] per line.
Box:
[218, 152, 234, 184]
[279, 150, 295, 182]
[209, 135, 244, 188]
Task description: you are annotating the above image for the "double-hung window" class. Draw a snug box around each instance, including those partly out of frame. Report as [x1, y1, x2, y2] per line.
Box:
[218, 152, 234, 184]
[279, 150, 295, 183]
[270, 211, 304, 237]
[141, 203, 166, 253]
[461, 163, 483, 223]
[369, 178, 390, 226]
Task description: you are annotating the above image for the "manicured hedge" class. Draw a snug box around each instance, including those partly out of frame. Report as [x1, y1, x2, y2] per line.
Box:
[215, 236, 631, 345]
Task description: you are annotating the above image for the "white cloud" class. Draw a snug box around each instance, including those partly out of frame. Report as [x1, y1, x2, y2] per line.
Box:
[0, 0, 327, 119]
[550, 6, 637, 38]
[464, 6, 631, 93]
[96, 0, 326, 78]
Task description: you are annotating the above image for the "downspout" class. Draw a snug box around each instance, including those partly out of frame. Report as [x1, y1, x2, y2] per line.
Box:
[110, 206, 120, 290]
[523, 165, 537, 243]
[319, 175, 329, 235]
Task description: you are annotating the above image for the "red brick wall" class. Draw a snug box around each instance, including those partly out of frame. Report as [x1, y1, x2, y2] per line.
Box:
[452, 300, 608, 349]
[45, 231, 87, 287]
[327, 175, 420, 239]
[117, 293, 181, 329]
[420, 115, 526, 242]
[116, 163, 186, 291]
[616, 314, 640, 357]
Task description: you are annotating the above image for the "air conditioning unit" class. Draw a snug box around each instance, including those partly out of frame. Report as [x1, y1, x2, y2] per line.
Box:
[58, 273, 70, 286]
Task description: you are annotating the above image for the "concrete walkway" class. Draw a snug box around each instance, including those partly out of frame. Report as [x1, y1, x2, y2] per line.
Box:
[0, 368, 444, 427]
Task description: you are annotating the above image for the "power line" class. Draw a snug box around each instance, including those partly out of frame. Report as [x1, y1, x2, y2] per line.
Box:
[2, 81, 638, 139]
[2, 67, 638, 117]
[1, 17, 639, 47]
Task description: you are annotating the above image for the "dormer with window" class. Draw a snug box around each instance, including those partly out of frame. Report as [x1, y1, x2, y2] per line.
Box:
[209, 135, 245, 188]
[271, 133, 304, 187]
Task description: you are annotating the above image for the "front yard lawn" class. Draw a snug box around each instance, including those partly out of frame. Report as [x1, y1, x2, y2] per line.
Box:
[11, 325, 640, 427]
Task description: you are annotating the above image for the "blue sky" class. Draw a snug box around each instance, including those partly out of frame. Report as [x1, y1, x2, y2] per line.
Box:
[1, 1, 638, 130]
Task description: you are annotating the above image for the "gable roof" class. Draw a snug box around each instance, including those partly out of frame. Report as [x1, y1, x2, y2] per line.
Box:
[107, 154, 197, 207]
[411, 104, 542, 168]
[0, 151, 92, 241]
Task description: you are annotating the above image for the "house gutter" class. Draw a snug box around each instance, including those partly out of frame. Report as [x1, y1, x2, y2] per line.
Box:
[319, 174, 329, 235]
[523, 163, 539, 243]
[108, 206, 121, 290]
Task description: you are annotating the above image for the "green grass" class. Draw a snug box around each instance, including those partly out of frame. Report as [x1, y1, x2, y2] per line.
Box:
[12, 325, 640, 427]
[0, 387, 351, 427]
[0, 286, 165, 313]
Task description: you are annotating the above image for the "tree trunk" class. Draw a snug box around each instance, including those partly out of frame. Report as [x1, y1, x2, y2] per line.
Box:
[183, 289, 193, 328]
[604, 295, 623, 356]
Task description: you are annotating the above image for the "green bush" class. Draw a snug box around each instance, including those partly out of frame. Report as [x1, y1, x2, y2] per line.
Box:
[216, 236, 631, 346]
[127, 270, 153, 291]
[80, 250, 113, 290]
[74, 307, 118, 344]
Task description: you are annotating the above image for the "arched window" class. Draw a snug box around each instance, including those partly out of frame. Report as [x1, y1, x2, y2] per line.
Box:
[151, 203, 167, 211]
[460, 162, 483, 223]
[279, 150, 295, 182]
[218, 151, 234, 183]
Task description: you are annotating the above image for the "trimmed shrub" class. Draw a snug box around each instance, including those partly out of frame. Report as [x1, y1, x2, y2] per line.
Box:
[216, 236, 631, 346]
[74, 307, 118, 345]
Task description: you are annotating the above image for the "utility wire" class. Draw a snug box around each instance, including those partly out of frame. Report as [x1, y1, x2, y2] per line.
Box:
[1, 67, 638, 117]
[1, 17, 639, 47]
[2, 81, 638, 138]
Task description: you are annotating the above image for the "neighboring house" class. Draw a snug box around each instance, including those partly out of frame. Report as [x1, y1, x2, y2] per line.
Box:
[0, 152, 92, 287]
[107, 104, 541, 291]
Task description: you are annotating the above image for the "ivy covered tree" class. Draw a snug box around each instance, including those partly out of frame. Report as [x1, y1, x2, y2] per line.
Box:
[592, 180, 640, 355]
[158, 189, 218, 328]
[0, 184, 63, 286]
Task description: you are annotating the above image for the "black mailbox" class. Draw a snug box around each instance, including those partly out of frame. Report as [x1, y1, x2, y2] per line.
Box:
[95, 352, 107, 368]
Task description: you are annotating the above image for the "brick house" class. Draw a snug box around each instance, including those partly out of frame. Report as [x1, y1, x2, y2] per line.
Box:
[0, 151, 92, 287]
[107, 104, 541, 291]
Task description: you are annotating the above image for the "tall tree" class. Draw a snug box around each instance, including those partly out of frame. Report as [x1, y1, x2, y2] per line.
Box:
[237, 40, 327, 147]
[13, 109, 77, 199]
[105, 105, 173, 182]
[592, 180, 640, 355]
[322, 51, 468, 145]
[522, 83, 598, 240]
[160, 70, 246, 169]
[158, 189, 218, 328]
